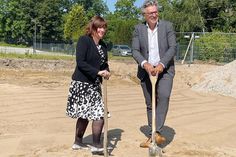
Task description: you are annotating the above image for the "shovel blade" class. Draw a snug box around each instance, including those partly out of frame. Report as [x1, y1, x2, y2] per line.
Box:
[148, 143, 162, 157]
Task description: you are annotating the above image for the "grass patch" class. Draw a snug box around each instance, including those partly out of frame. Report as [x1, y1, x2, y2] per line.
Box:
[0, 42, 28, 48]
[0, 51, 134, 61]
[108, 52, 134, 61]
[0, 52, 74, 60]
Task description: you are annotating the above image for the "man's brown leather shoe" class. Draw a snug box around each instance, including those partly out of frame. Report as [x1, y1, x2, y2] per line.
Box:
[140, 133, 166, 148]
[155, 133, 166, 145]
[140, 137, 151, 148]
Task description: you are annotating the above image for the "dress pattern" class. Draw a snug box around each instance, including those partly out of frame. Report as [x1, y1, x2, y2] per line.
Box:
[66, 45, 106, 120]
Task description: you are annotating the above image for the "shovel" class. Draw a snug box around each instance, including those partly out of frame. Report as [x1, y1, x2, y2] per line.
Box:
[103, 78, 109, 157]
[149, 75, 163, 157]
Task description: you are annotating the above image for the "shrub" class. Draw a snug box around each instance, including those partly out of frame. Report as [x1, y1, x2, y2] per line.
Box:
[195, 32, 232, 62]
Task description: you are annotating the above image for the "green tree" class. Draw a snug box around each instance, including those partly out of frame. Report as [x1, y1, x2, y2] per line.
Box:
[159, 0, 204, 32]
[157, 0, 236, 33]
[107, 18, 138, 45]
[86, 0, 109, 18]
[37, 0, 65, 42]
[64, 4, 87, 41]
[0, 0, 36, 44]
[195, 31, 231, 62]
[70, 0, 108, 18]
[114, 0, 140, 19]
[0, 0, 7, 39]
[105, 0, 140, 45]
[0, 0, 67, 44]
[198, 0, 236, 32]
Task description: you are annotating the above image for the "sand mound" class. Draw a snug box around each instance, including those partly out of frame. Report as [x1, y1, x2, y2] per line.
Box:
[192, 60, 236, 98]
[1, 59, 236, 157]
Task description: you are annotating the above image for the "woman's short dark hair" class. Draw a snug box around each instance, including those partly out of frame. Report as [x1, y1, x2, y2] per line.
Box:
[86, 16, 107, 36]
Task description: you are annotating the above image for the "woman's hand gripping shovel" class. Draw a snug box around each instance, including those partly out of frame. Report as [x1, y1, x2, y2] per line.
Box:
[149, 75, 163, 157]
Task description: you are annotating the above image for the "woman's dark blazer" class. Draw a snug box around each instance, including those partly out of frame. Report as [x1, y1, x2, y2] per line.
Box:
[72, 35, 109, 84]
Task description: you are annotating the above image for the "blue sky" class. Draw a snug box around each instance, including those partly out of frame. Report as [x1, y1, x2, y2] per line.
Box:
[104, 0, 143, 12]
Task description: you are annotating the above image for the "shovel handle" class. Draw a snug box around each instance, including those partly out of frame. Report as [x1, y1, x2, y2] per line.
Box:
[150, 75, 157, 142]
[103, 79, 108, 157]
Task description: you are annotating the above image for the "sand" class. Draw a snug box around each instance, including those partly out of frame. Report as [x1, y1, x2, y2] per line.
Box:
[0, 59, 236, 157]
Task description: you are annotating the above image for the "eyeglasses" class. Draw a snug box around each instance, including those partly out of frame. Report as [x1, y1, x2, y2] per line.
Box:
[145, 11, 158, 16]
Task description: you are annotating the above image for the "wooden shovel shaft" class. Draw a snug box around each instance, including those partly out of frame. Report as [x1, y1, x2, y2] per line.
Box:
[150, 76, 157, 143]
[103, 79, 108, 157]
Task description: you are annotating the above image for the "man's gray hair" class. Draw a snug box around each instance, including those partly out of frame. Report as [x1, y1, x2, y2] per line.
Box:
[141, 0, 158, 14]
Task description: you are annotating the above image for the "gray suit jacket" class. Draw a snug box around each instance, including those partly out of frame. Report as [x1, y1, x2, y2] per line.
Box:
[132, 20, 177, 81]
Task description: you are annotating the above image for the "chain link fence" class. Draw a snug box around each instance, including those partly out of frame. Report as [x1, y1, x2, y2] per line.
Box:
[0, 42, 75, 56]
[35, 42, 75, 55]
[1, 32, 236, 63]
[176, 32, 236, 63]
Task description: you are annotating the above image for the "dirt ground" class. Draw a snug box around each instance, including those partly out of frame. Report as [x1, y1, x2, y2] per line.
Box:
[0, 58, 236, 157]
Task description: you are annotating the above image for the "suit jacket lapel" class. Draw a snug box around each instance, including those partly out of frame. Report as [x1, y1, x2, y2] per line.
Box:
[141, 24, 149, 53]
[158, 20, 163, 56]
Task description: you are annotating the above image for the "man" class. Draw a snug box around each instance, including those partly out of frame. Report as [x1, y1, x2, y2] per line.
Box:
[132, 0, 176, 148]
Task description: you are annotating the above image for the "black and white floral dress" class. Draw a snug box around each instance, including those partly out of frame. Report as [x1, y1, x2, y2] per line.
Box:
[66, 45, 106, 120]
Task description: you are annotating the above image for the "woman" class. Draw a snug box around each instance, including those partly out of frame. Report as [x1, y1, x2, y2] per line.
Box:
[66, 16, 110, 153]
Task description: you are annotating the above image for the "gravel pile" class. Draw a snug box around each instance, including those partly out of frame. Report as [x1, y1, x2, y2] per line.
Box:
[192, 60, 236, 98]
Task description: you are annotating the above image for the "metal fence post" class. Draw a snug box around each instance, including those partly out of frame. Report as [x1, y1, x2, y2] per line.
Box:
[190, 32, 194, 63]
